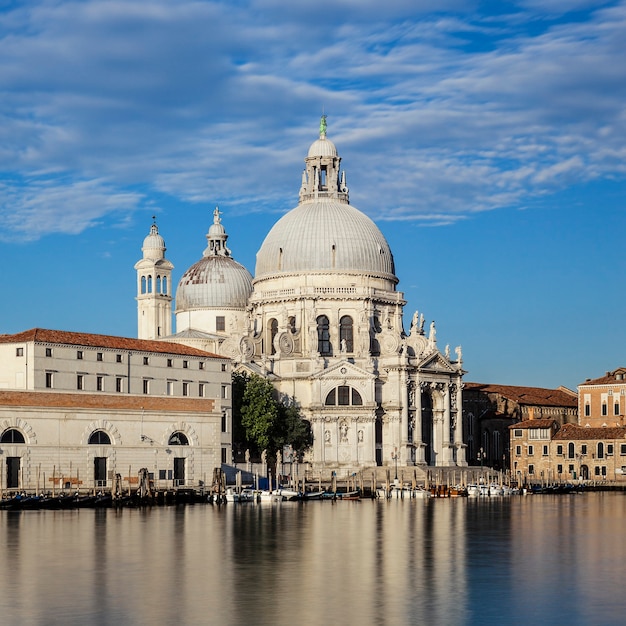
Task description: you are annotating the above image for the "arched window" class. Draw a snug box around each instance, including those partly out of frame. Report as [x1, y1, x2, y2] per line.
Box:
[0, 429, 25, 444]
[597, 442, 604, 459]
[147, 276, 153, 293]
[141, 276, 147, 294]
[325, 386, 362, 406]
[317, 315, 331, 355]
[156, 276, 162, 293]
[162, 276, 168, 294]
[339, 316, 353, 353]
[288, 316, 296, 334]
[89, 431, 111, 445]
[168, 432, 189, 445]
[269, 318, 278, 355]
[568, 442, 575, 459]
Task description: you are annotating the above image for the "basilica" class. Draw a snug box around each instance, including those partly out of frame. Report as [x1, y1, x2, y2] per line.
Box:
[136, 117, 467, 470]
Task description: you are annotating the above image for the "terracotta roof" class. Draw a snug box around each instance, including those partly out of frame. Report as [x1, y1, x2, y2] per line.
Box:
[579, 368, 626, 386]
[508, 419, 557, 430]
[0, 390, 216, 413]
[0, 328, 224, 359]
[553, 423, 626, 441]
[465, 382, 577, 408]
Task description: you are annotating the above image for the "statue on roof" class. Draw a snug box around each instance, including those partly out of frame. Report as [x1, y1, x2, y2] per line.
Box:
[213, 206, 221, 224]
[320, 114, 327, 136]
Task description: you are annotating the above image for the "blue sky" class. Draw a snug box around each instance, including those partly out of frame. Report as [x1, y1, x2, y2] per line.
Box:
[1, 0, 625, 391]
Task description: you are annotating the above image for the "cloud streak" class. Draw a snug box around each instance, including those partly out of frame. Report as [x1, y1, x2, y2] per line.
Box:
[0, 0, 624, 239]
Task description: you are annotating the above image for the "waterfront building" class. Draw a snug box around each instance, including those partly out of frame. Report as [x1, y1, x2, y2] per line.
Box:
[577, 367, 626, 428]
[509, 419, 626, 483]
[463, 382, 577, 469]
[143, 118, 467, 471]
[0, 328, 230, 492]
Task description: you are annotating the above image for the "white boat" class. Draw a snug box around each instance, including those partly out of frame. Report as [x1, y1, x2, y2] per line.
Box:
[225, 488, 241, 503]
[276, 488, 300, 501]
[489, 484, 503, 497]
[467, 484, 480, 497]
[258, 490, 283, 503]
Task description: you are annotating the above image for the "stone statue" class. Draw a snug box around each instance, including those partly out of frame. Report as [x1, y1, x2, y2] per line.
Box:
[411, 310, 419, 333]
[428, 321, 437, 348]
[340, 422, 348, 443]
[445, 344, 450, 359]
[324, 429, 331, 444]
[357, 430, 364, 443]
[320, 114, 327, 136]
[245, 449, 250, 464]
[261, 449, 267, 465]
[340, 338, 347, 354]
[455, 345, 463, 363]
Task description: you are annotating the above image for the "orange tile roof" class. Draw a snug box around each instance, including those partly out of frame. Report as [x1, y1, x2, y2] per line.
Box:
[0, 328, 224, 359]
[465, 382, 577, 408]
[0, 390, 216, 413]
[579, 368, 626, 386]
[508, 419, 557, 430]
[553, 423, 626, 441]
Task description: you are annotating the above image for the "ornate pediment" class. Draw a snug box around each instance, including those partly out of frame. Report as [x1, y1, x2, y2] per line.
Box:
[418, 352, 456, 374]
[312, 360, 375, 382]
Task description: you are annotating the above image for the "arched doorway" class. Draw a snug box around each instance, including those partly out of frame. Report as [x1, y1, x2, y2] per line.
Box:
[421, 391, 433, 465]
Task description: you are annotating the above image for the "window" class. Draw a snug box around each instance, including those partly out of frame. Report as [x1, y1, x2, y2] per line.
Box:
[182, 382, 189, 397]
[568, 442, 575, 459]
[0, 429, 25, 444]
[116, 377, 123, 393]
[615, 402, 620, 416]
[89, 431, 111, 445]
[222, 413, 227, 433]
[597, 442, 604, 459]
[77, 374, 84, 390]
[97, 352, 103, 362]
[602, 466, 607, 476]
[183, 360, 188, 369]
[167, 359, 173, 368]
[514, 429, 523, 438]
[166, 381, 174, 396]
[602, 402, 608, 416]
[557, 445, 563, 455]
[529, 429, 550, 440]
[607, 444, 614, 455]
[528, 445, 534, 456]
[221, 448, 227, 464]
[116, 354, 122, 363]
[221, 385, 228, 399]
[143, 379, 149, 395]
[542, 445, 549, 456]
[528, 465, 535, 475]
[143, 356, 149, 365]
[45, 348, 52, 357]
[621, 444, 626, 455]
[557, 464, 563, 474]
[269, 318, 278, 355]
[317, 315, 331, 355]
[585, 404, 590, 416]
[16, 348, 23, 357]
[77, 350, 83, 360]
[325, 386, 363, 406]
[339, 316, 354, 353]
[595, 466, 600, 476]
[221, 363, 226, 372]
[97, 376, 103, 392]
[581, 444, 587, 455]
[515, 445, 521, 456]
[168, 432, 189, 445]
[45, 372, 53, 388]
[198, 383, 204, 398]
[216, 316, 225, 332]
[200, 362, 206, 370]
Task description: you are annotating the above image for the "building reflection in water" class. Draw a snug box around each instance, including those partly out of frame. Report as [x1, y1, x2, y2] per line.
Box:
[1, 495, 626, 625]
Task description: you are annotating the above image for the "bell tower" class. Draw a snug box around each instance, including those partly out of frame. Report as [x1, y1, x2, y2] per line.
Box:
[134, 219, 174, 340]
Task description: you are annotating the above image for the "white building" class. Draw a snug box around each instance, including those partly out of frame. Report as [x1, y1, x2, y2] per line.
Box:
[0, 328, 231, 491]
[145, 117, 467, 471]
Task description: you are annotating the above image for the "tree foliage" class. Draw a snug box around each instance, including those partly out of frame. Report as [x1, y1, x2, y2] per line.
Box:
[232, 372, 312, 458]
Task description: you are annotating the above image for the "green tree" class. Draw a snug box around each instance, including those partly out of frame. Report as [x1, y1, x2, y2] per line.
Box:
[233, 373, 312, 459]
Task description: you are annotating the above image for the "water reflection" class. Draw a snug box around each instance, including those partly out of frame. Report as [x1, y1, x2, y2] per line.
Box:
[1, 494, 626, 625]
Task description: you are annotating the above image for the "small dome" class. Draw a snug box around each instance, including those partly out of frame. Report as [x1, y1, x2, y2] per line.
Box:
[308, 136, 337, 158]
[176, 256, 253, 310]
[142, 222, 166, 261]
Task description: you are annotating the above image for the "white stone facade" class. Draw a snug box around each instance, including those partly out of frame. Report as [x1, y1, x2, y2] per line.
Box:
[0, 329, 231, 492]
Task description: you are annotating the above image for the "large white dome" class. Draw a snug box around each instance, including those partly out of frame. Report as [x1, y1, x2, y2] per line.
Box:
[255, 198, 396, 280]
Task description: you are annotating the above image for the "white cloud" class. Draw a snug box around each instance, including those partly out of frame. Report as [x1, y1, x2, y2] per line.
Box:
[0, 0, 625, 238]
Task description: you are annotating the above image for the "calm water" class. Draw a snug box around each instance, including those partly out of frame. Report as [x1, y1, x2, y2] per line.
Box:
[1, 493, 626, 625]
